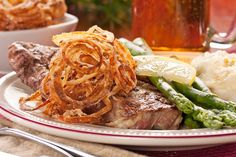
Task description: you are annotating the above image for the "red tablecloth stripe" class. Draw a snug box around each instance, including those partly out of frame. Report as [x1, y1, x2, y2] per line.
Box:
[137, 143, 236, 157]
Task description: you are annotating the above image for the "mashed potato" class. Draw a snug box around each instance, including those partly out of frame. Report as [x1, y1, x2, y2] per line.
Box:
[192, 51, 236, 102]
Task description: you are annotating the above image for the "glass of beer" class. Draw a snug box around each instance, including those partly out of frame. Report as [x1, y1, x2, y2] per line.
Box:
[132, 0, 236, 52]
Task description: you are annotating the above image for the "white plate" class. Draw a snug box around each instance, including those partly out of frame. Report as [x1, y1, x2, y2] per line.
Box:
[0, 13, 78, 73]
[1, 72, 236, 151]
[0, 151, 19, 157]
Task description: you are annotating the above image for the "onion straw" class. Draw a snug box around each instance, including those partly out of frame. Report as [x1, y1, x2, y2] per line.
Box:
[20, 26, 137, 123]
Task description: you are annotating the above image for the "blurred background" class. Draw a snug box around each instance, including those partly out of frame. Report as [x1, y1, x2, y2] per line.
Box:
[66, 0, 131, 37]
[66, 0, 236, 38]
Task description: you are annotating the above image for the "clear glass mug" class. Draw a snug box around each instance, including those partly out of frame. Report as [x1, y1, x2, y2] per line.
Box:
[131, 0, 236, 52]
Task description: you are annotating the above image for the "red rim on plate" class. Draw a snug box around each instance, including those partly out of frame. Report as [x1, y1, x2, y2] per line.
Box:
[1, 98, 236, 139]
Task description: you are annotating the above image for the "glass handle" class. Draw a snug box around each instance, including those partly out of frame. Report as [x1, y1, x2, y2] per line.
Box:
[211, 14, 236, 44]
[209, 14, 236, 53]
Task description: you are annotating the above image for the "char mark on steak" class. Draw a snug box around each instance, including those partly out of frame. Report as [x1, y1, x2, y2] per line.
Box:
[8, 41, 182, 130]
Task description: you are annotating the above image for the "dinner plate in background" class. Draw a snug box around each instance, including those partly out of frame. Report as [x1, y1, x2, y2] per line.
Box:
[0, 13, 78, 74]
[1, 72, 236, 151]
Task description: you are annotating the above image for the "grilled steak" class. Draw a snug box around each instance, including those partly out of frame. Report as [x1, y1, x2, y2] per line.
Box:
[8, 42, 58, 91]
[106, 81, 182, 129]
[8, 42, 182, 130]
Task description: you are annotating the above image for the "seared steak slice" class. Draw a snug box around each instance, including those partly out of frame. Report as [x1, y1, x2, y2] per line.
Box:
[105, 81, 182, 129]
[8, 42, 58, 91]
[8, 42, 182, 130]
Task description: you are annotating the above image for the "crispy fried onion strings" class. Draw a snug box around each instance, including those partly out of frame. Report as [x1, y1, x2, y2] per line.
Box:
[0, 0, 67, 31]
[20, 26, 137, 124]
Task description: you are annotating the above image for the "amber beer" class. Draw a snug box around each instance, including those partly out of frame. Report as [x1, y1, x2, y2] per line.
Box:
[132, 0, 210, 51]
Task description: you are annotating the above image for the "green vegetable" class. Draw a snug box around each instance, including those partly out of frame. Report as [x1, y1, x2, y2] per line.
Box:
[191, 106, 223, 129]
[192, 77, 211, 93]
[150, 77, 223, 129]
[119, 38, 152, 56]
[178, 60, 236, 128]
[184, 114, 203, 129]
[149, 77, 194, 114]
[119, 37, 224, 129]
[133, 38, 153, 55]
[173, 81, 236, 112]
[212, 109, 236, 127]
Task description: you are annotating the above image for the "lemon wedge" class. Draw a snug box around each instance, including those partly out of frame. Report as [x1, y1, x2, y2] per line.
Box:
[134, 55, 196, 85]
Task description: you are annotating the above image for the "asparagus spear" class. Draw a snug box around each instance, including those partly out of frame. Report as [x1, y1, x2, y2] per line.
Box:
[192, 77, 211, 93]
[184, 114, 203, 129]
[173, 81, 236, 112]
[119, 38, 223, 129]
[192, 79, 236, 127]
[133, 38, 153, 54]
[149, 77, 194, 114]
[150, 77, 223, 129]
[192, 106, 223, 129]
[212, 109, 236, 127]
[119, 38, 151, 56]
